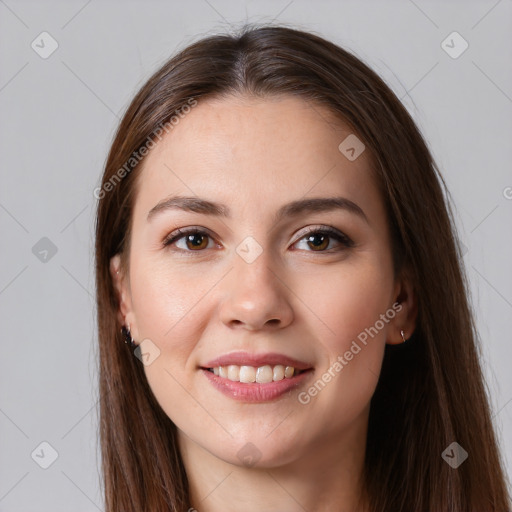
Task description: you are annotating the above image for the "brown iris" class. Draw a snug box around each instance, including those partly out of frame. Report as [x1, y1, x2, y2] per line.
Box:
[185, 233, 209, 250]
[306, 233, 329, 251]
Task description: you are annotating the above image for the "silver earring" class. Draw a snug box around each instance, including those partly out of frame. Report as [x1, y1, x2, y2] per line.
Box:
[400, 330, 407, 343]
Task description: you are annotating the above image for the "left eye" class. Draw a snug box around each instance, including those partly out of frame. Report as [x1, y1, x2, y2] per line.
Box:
[293, 227, 353, 252]
[162, 227, 353, 253]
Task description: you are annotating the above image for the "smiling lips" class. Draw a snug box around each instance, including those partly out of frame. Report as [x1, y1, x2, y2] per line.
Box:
[200, 351, 314, 402]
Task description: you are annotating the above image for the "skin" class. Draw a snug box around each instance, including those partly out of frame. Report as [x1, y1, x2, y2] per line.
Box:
[110, 94, 417, 512]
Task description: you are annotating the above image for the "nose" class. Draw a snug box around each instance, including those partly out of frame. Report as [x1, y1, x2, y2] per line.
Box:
[218, 248, 294, 332]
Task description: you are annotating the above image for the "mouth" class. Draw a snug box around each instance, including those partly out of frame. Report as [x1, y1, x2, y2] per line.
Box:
[199, 352, 314, 402]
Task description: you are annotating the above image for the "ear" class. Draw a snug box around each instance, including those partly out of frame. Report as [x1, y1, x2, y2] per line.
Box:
[110, 254, 139, 339]
[387, 268, 418, 345]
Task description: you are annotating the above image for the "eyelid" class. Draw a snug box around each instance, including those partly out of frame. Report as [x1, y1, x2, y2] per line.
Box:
[292, 225, 354, 247]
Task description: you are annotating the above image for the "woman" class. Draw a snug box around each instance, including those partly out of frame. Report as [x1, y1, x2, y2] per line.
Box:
[94, 24, 511, 511]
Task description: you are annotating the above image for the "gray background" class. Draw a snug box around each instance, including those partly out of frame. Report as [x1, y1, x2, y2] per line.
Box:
[1, 0, 511, 509]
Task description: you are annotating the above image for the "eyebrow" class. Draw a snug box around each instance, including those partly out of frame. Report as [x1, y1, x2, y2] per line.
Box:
[147, 195, 368, 224]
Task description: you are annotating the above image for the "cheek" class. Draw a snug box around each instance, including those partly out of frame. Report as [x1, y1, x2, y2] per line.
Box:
[291, 260, 392, 419]
[128, 261, 203, 429]
[130, 252, 207, 344]
[127, 251, 228, 405]
[296, 258, 394, 348]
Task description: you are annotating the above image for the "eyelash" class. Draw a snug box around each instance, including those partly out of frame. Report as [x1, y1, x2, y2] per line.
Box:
[162, 226, 354, 254]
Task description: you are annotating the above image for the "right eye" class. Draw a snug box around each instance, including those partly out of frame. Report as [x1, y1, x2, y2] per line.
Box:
[162, 228, 217, 252]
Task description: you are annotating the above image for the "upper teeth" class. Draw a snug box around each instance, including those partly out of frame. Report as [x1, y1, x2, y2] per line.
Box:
[212, 364, 297, 383]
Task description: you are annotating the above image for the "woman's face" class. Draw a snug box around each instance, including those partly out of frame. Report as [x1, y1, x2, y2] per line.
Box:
[111, 94, 413, 469]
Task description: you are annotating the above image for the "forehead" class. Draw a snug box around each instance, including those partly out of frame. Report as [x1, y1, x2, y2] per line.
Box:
[133, 94, 383, 224]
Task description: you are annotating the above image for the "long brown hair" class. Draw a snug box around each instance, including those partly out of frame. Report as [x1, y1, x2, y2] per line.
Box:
[94, 24, 511, 511]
